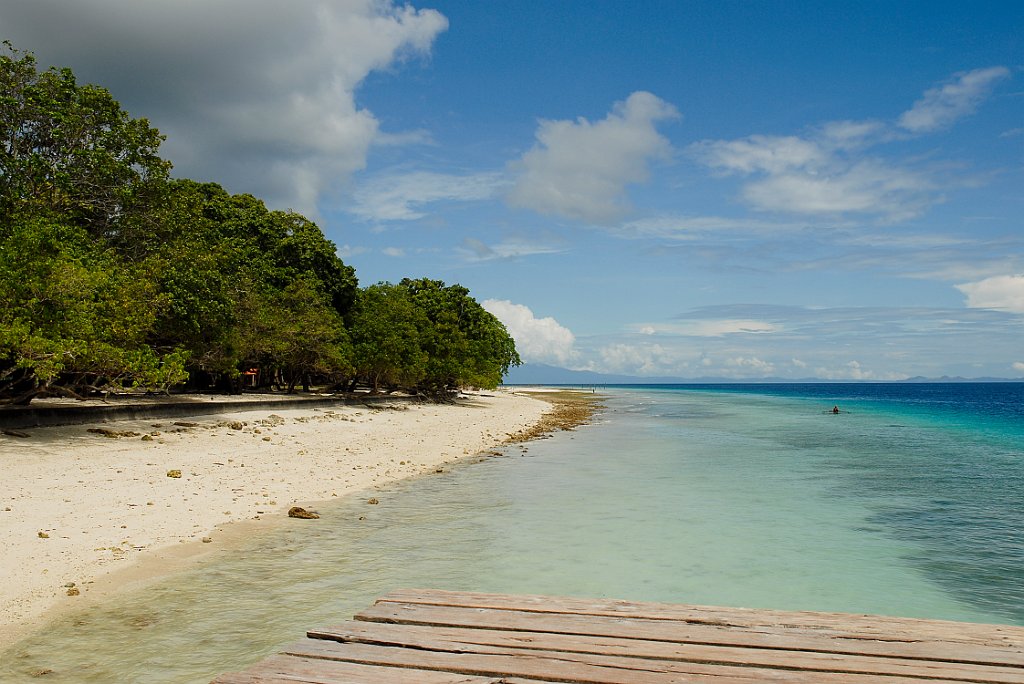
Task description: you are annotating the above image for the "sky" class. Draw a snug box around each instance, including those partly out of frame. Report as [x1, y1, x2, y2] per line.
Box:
[2, 0, 1022, 380]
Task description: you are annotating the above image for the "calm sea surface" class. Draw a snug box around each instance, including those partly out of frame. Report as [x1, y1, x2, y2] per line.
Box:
[3, 383, 1023, 682]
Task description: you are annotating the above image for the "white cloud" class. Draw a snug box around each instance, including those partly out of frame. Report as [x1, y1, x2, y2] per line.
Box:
[820, 120, 886, 149]
[741, 160, 934, 220]
[508, 91, 679, 223]
[0, 1, 449, 216]
[336, 244, 368, 259]
[813, 360, 905, 381]
[1013, 362, 1024, 373]
[691, 133, 934, 220]
[689, 66, 1009, 222]
[636, 320, 778, 337]
[482, 300, 577, 366]
[597, 343, 684, 376]
[956, 274, 1024, 313]
[350, 171, 505, 222]
[693, 135, 826, 175]
[382, 247, 406, 257]
[617, 214, 810, 240]
[899, 67, 1011, 133]
[459, 237, 564, 262]
[724, 356, 775, 374]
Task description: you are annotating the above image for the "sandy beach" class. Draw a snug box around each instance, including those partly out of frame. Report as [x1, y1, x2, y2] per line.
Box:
[0, 390, 550, 649]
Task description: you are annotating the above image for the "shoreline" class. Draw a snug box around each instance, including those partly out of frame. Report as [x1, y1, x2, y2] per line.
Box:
[0, 389, 599, 651]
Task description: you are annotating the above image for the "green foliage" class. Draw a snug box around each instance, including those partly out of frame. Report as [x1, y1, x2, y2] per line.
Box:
[0, 44, 519, 404]
[350, 284, 429, 391]
[236, 276, 353, 392]
[0, 42, 169, 235]
[0, 216, 187, 403]
[398, 278, 521, 393]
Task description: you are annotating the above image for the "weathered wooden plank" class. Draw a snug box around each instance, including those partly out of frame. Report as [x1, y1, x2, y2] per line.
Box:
[286, 638, 788, 683]
[288, 637, 1023, 684]
[211, 653, 552, 683]
[377, 589, 1024, 649]
[354, 601, 1024, 668]
[309, 620, 1024, 683]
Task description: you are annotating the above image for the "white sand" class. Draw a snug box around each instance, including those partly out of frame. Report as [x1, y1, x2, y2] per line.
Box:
[0, 391, 548, 649]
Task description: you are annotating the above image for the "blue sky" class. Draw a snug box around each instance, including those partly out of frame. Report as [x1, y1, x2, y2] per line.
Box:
[3, 1, 1022, 379]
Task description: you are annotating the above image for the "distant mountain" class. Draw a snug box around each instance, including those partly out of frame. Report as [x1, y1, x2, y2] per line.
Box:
[503, 363, 1022, 386]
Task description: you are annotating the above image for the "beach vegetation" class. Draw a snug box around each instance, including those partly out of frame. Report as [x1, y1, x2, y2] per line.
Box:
[0, 43, 519, 404]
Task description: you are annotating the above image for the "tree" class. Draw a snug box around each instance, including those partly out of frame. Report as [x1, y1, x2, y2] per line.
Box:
[235, 276, 353, 393]
[0, 42, 170, 236]
[0, 216, 187, 404]
[397, 278, 520, 395]
[350, 283, 429, 392]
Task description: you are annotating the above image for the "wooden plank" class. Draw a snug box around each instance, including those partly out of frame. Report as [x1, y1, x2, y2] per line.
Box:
[286, 638, 774, 683]
[211, 653, 552, 683]
[377, 589, 1024, 649]
[354, 601, 1024, 668]
[309, 620, 1024, 683]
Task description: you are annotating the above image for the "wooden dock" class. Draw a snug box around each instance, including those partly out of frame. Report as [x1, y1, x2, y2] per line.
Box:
[212, 588, 1024, 683]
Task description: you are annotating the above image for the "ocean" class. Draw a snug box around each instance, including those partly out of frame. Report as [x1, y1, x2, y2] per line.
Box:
[3, 382, 1023, 682]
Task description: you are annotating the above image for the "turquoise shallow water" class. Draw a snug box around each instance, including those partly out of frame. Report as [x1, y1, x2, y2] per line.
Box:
[3, 383, 1022, 682]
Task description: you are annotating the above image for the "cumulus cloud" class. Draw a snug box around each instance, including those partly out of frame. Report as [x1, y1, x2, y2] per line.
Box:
[956, 274, 1024, 313]
[0, 1, 448, 215]
[507, 91, 679, 223]
[899, 67, 1011, 133]
[597, 343, 684, 376]
[1013, 362, 1024, 373]
[482, 300, 577, 366]
[692, 134, 934, 220]
[724, 356, 775, 375]
[350, 171, 505, 222]
[690, 66, 1009, 221]
[694, 135, 826, 175]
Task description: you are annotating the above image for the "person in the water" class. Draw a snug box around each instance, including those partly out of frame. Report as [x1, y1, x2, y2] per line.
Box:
[832, 406, 840, 414]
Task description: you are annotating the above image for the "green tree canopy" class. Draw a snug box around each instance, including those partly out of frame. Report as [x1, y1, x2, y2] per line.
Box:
[0, 44, 519, 404]
[0, 42, 169, 236]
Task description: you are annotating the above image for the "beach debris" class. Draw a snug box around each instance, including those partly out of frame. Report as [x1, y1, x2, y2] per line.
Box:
[66, 586, 80, 596]
[166, 469, 182, 478]
[141, 434, 154, 441]
[2, 428, 30, 438]
[87, 427, 140, 438]
[367, 497, 379, 505]
[228, 421, 244, 430]
[29, 668, 54, 677]
[288, 506, 319, 519]
[38, 531, 49, 538]
[172, 421, 199, 428]
[201, 537, 213, 543]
